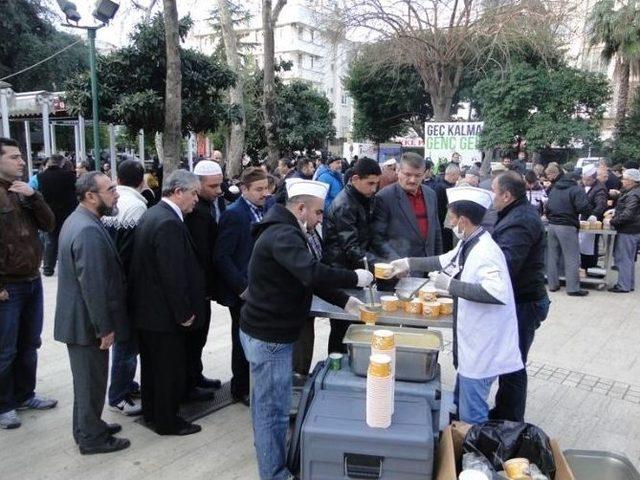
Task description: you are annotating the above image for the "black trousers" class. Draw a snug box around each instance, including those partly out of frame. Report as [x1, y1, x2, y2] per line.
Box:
[43, 230, 60, 274]
[328, 319, 354, 355]
[293, 318, 315, 375]
[185, 301, 211, 392]
[229, 304, 250, 397]
[67, 344, 110, 447]
[138, 329, 187, 434]
[489, 297, 550, 422]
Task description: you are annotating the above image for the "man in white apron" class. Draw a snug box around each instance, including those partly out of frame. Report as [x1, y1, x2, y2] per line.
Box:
[390, 186, 523, 424]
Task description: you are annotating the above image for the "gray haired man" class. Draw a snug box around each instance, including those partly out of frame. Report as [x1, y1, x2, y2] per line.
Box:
[129, 170, 207, 436]
[54, 172, 131, 454]
[609, 168, 640, 293]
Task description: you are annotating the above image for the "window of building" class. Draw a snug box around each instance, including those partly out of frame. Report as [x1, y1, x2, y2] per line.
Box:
[310, 56, 314, 68]
[298, 25, 304, 39]
[298, 53, 303, 68]
[341, 93, 348, 105]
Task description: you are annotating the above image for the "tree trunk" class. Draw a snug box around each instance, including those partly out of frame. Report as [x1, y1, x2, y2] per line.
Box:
[162, 0, 182, 177]
[218, 0, 246, 179]
[262, 0, 286, 169]
[615, 59, 631, 137]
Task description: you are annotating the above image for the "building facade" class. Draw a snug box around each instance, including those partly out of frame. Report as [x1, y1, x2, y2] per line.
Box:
[188, 0, 355, 142]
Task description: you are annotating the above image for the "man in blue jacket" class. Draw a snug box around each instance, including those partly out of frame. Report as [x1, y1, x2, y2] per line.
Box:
[214, 167, 269, 406]
[489, 171, 550, 422]
[315, 156, 344, 211]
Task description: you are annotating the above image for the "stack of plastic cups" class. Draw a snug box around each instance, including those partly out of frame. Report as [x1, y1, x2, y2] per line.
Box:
[371, 329, 395, 414]
[366, 353, 393, 428]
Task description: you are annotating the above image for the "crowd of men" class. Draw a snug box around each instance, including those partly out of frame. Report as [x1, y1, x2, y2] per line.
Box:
[2, 133, 640, 478]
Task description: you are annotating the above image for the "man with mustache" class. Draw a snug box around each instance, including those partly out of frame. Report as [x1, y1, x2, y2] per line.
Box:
[54, 171, 131, 454]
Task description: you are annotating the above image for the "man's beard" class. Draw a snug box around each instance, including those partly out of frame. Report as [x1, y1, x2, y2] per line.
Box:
[97, 199, 117, 217]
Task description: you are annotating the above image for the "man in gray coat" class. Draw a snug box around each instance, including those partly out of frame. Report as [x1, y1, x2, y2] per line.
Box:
[372, 152, 443, 275]
[54, 172, 131, 455]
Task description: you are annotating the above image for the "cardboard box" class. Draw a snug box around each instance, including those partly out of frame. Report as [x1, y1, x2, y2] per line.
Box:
[434, 422, 575, 480]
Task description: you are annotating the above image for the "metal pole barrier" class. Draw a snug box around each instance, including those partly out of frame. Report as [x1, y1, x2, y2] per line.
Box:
[24, 121, 33, 178]
[109, 123, 117, 180]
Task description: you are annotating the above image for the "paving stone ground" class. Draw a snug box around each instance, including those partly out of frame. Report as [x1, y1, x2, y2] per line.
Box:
[2, 267, 640, 479]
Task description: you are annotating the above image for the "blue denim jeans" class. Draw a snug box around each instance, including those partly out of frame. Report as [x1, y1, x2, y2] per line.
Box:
[108, 334, 139, 405]
[240, 329, 293, 480]
[0, 279, 44, 413]
[490, 296, 551, 422]
[455, 374, 497, 424]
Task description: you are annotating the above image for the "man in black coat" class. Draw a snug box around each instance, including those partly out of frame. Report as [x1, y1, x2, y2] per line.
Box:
[240, 179, 373, 480]
[608, 169, 640, 293]
[323, 157, 381, 353]
[489, 171, 550, 422]
[38, 154, 77, 276]
[545, 164, 592, 296]
[184, 160, 226, 400]
[130, 170, 206, 436]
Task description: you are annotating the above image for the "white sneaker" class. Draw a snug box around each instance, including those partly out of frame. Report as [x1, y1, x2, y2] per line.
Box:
[0, 410, 21, 429]
[109, 397, 142, 416]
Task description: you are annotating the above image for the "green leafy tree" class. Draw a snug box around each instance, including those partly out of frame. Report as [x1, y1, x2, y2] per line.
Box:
[243, 66, 335, 160]
[612, 88, 640, 162]
[589, 0, 640, 136]
[0, 0, 87, 92]
[344, 51, 432, 144]
[64, 14, 235, 158]
[474, 62, 611, 152]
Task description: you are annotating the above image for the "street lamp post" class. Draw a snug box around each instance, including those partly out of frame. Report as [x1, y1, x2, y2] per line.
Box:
[87, 26, 101, 171]
[56, 0, 119, 172]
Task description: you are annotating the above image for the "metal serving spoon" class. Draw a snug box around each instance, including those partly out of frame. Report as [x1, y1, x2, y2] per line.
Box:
[362, 257, 377, 306]
[396, 278, 431, 302]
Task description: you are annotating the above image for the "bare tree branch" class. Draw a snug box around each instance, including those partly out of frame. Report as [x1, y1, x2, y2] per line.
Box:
[272, 0, 287, 25]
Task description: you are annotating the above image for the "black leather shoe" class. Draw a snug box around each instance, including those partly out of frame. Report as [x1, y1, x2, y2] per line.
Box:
[608, 285, 630, 293]
[79, 436, 130, 455]
[232, 393, 250, 407]
[567, 290, 589, 297]
[184, 387, 215, 403]
[107, 423, 122, 435]
[197, 376, 222, 390]
[160, 422, 202, 436]
[548, 287, 560, 292]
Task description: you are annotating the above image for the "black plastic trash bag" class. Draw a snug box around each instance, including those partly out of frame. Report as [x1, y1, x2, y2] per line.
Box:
[461, 420, 556, 478]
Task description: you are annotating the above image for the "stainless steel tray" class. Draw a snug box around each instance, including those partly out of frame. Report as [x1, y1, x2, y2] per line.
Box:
[564, 450, 640, 480]
[310, 289, 453, 328]
[342, 324, 442, 382]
